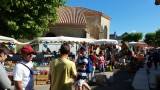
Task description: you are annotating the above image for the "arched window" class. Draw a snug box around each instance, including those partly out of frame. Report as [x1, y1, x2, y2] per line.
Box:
[104, 26, 108, 39]
[45, 33, 56, 37]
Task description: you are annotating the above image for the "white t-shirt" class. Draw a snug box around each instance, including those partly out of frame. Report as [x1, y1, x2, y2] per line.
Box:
[13, 60, 34, 90]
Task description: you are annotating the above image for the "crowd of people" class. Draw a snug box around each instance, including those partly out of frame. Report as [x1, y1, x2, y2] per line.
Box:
[0, 40, 160, 90]
[4, 43, 154, 90]
[2, 42, 158, 90]
[146, 48, 160, 70]
[0, 43, 116, 90]
[49, 44, 115, 90]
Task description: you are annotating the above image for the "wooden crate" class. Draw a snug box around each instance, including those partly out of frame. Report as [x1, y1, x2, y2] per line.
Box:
[34, 80, 37, 86]
[33, 75, 37, 80]
[36, 75, 48, 81]
[36, 80, 47, 85]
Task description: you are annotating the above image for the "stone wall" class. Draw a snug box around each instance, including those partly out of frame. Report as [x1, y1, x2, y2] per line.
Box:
[101, 16, 110, 39]
[85, 15, 101, 39]
[46, 7, 111, 39]
[48, 28, 86, 38]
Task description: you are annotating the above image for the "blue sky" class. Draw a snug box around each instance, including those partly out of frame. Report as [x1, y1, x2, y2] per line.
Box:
[68, 0, 160, 36]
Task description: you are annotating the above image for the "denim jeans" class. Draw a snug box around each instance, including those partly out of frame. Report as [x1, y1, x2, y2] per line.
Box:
[99, 63, 105, 72]
[88, 66, 96, 82]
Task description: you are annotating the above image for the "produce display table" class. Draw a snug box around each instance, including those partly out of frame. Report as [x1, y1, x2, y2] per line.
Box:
[34, 66, 49, 85]
[34, 74, 49, 85]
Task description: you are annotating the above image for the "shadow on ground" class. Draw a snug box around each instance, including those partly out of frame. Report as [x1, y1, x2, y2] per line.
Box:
[92, 70, 135, 90]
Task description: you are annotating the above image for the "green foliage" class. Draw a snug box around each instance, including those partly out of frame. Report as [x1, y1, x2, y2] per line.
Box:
[132, 32, 143, 42]
[122, 32, 143, 42]
[155, 29, 160, 46]
[155, 29, 160, 39]
[144, 32, 156, 46]
[122, 32, 128, 36]
[122, 33, 128, 42]
[0, 0, 67, 40]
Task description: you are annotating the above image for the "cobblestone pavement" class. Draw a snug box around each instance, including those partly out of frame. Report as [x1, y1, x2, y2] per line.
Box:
[11, 69, 135, 90]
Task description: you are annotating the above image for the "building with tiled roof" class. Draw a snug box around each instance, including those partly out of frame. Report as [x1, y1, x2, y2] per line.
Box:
[110, 32, 122, 44]
[46, 6, 111, 39]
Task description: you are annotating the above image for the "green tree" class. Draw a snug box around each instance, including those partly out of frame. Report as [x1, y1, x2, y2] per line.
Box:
[122, 32, 143, 42]
[155, 29, 160, 46]
[122, 32, 129, 42]
[132, 32, 143, 42]
[144, 32, 156, 46]
[122, 32, 128, 36]
[155, 29, 160, 39]
[0, 0, 67, 40]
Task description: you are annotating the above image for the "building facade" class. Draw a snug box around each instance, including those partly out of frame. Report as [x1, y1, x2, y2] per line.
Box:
[46, 6, 111, 39]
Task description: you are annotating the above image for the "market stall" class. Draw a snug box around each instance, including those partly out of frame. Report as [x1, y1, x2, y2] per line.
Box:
[30, 36, 95, 55]
[0, 35, 18, 53]
[0, 35, 18, 43]
[128, 41, 147, 54]
[28, 36, 95, 85]
[0, 35, 30, 53]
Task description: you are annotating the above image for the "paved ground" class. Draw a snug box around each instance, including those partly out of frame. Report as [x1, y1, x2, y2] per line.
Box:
[93, 70, 135, 90]
[11, 69, 135, 90]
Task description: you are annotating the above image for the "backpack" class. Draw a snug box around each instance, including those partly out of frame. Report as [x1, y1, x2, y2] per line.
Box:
[82, 54, 92, 73]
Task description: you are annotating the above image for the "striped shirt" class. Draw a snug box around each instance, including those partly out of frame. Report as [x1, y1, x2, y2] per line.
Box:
[77, 54, 88, 80]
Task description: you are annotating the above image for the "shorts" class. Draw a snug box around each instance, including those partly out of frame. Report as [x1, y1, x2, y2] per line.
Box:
[75, 79, 86, 87]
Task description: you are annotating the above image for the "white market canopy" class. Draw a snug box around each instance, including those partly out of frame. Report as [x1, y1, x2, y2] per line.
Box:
[95, 39, 118, 44]
[31, 36, 95, 44]
[0, 35, 31, 45]
[128, 42, 138, 45]
[128, 41, 147, 47]
[0, 35, 18, 43]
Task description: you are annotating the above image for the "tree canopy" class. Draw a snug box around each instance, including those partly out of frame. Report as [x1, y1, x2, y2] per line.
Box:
[122, 32, 143, 42]
[155, 29, 160, 39]
[144, 32, 156, 46]
[144, 29, 160, 47]
[0, 0, 67, 40]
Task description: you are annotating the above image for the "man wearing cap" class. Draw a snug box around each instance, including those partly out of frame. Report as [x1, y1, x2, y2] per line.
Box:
[0, 48, 11, 90]
[13, 46, 34, 90]
[75, 46, 91, 90]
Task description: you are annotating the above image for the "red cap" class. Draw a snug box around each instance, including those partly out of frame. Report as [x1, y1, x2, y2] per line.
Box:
[21, 46, 34, 54]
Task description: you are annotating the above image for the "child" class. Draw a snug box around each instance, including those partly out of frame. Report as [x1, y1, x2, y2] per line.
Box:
[98, 51, 106, 72]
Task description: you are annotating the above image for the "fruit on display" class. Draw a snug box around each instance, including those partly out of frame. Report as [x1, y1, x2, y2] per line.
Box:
[40, 70, 48, 75]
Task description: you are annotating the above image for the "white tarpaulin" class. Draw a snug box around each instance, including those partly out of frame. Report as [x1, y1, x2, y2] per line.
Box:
[31, 36, 95, 43]
[0, 35, 18, 43]
[31, 37, 60, 43]
[128, 42, 138, 46]
[30, 36, 95, 55]
[95, 39, 118, 44]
